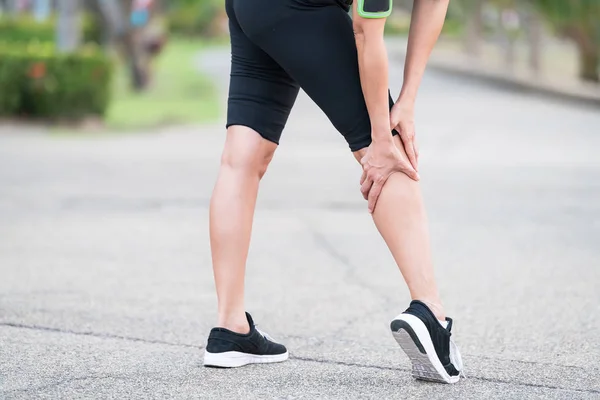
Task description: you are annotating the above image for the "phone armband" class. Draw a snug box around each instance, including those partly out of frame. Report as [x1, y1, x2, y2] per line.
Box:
[357, 0, 392, 19]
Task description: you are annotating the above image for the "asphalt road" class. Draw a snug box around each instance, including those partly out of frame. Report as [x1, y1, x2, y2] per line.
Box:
[1, 46, 599, 399]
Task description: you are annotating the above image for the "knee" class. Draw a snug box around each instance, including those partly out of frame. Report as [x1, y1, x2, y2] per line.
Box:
[220, 128, 276, 180]
[221, 148, 273, 179]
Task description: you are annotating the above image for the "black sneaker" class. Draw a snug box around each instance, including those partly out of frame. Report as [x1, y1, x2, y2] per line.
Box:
[203, 312, 288, 368]
[391, 300, 464, 383]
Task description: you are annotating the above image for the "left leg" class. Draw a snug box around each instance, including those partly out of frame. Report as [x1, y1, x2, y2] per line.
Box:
[244, 1, 463, 382]
[353, 136, 444, 319]
[251, 0, 447, 321]
[353, 134, 464, 384]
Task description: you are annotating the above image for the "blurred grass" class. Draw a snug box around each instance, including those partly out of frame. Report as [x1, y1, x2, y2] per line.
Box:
[106, 38, 219, 130]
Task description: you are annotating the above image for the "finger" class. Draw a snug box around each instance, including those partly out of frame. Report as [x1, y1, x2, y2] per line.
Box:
[360, 178, 373, 200]
[367, 181, 384, 214]
[360, 155, 368, 167]
[403, 137, 418, 173]
[389, 108, 399, 130]
[413, 136, 420, 167]
[400, 161, 420, 181]
[360, 168, 367, 186]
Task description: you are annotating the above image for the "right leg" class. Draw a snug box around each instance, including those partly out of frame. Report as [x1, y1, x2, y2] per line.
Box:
[210, 126, 277, 334]
[204, 0, 298, 368]
[209, 0, 299, 334]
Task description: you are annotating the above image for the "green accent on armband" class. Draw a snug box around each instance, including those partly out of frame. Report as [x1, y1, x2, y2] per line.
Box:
[357, 0, 392, 19]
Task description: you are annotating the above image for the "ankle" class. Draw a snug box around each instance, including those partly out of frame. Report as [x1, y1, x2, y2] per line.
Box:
[414, 298, 446, 321]
[217, 312, 250, 334]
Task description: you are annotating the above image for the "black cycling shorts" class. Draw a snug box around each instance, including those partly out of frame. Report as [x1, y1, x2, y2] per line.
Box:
[225, 0, 396, 152]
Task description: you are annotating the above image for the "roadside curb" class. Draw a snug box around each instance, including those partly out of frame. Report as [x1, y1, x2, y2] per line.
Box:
[390, 47, 600, 109]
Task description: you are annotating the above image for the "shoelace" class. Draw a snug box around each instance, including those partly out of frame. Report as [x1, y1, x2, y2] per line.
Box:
[255, 326, 275, 342]
[449, 339, 467, 379]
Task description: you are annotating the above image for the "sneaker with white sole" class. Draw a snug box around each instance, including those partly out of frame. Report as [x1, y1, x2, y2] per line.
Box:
[391, 300, 464, 384]
[203, 312, 288, 368]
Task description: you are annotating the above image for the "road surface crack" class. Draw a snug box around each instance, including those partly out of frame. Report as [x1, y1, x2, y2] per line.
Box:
[0, 322, 201, 349]
[3, 375, 130, 395]
[3, 321, 598, 395]
[290, 356, 600, 395]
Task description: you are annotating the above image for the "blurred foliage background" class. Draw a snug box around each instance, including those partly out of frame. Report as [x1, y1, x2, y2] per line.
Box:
[389, 0, 600, 83]
[0, 0, 597, 129]
[0, 0, 225, 129]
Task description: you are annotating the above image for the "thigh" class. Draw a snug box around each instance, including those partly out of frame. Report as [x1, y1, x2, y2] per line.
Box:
[225, 0, 300, 146]
[251, 4, 394, 152]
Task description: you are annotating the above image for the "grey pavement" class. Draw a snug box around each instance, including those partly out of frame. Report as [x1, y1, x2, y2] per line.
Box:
[1, 45, 600, 399]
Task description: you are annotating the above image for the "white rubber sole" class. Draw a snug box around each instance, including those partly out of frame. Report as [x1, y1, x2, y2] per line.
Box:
[391, 314, 460, 384]
[203, 350, 289, 368]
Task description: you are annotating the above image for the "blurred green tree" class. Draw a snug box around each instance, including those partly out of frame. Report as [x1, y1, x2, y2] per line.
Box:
[94, 0, 158, 91]
[167, 0, 224, 37]
[533, 0, 600, 82]
[56, 0, 81, 52]
[448, 0, 484, 56]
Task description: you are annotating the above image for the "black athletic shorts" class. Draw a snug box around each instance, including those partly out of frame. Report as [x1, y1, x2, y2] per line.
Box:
[225, 0, 396, 152]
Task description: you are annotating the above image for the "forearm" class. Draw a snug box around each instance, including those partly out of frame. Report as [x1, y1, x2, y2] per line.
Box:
[400, 0, 449, 102]
[354, 26, 391, 143]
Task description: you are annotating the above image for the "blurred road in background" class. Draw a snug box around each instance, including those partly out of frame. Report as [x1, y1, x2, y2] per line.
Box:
[1, 45, 599, 399]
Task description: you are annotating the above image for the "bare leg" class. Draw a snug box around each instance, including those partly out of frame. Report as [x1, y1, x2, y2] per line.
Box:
[353, 135, 445, 320]
[210, 126, 277, 333]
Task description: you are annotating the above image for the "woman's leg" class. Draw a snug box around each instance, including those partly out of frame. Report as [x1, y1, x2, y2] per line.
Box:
[353, 135, 445, 320]
[247, 5, 445, 319]
[228, 2, 461, 380]
[210, 126, 278, 333]
[212, 0, 299, 334]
